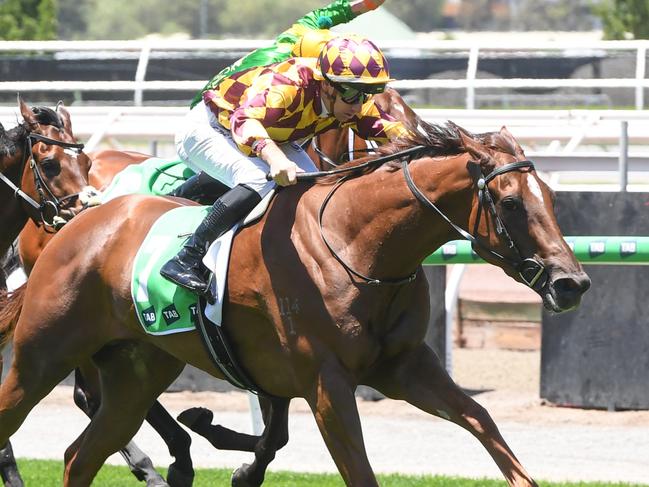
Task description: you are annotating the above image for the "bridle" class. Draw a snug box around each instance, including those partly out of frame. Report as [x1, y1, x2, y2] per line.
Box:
[403, 156, 548, 292]
[0, 131, 89, 231]
[295, 145, 549, 292]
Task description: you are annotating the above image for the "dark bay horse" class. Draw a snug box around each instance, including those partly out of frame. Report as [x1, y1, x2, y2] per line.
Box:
[3, 96, 335, 486]
[0, 100, 96, 487]
[0, 120, 589, 486]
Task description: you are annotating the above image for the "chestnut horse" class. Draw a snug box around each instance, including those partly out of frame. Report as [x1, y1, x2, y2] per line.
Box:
[1, 95, 377, 486]
[0, 120, 589, 486]
[0, 100, 195, 487]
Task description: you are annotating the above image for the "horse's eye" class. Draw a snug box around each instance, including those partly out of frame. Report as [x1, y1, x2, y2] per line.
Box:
[40, 158, 61, 178]
[501, 197, 520, 211]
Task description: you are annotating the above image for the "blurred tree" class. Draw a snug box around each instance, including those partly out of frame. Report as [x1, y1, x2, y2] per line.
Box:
[58, 0, 89, 40]
[384, 0, 445, 32]
[0, 0, 57, 40]
[514, 0, 597, 31]
[50, 0, 445, 40]
[595, 0, 649, 39]
[213, 0, 322, 37]
[457, 0, 506, 30]
[80, 0, 198, 39]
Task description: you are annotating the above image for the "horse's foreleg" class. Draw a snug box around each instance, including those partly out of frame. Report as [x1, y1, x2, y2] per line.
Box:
[177, 395, 290, 486]
[0, 355, 24, 487]
[73, 364, 171, 487]
[178, 406, 260, 451]
[305, 363, 378, 487]
[64, 343, 184, 487]
[368, 344, 537, 487]
[0, 441, 23, 487]
[145, 400, 194, 487]
[230, 396, 290, 487]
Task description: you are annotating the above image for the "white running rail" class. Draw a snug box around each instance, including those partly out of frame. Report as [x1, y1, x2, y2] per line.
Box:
[1, 39, 649, 108]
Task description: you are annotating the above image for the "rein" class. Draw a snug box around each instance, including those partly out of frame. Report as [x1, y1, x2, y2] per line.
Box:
[403, 158, 547, 292]
[295, 145, 548, 291]
[0, 130, 87, 231]
[310, 129, 378, 169]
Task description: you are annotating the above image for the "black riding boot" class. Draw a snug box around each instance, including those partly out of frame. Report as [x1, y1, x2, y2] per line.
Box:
[160, 184, 261, 293]
[168, 171, 230, 205]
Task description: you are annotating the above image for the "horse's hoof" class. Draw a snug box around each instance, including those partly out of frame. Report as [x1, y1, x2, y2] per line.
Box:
[145, 477, 170, 487]
[231, 464, 258, 487]
[166, 463, 194, 487]
[177, 407, 214, 432]
[1, 472, 24, 487]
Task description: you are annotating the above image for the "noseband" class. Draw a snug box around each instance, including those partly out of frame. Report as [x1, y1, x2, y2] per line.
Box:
[0, 131, 86, 231]
[299, 145, 548, 291]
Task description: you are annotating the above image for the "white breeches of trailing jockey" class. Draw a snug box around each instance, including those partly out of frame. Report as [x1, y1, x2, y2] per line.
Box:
[175, 100, 317, 197]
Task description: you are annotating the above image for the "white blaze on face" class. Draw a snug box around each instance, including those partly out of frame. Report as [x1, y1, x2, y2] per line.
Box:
[526, 174, 544, 205]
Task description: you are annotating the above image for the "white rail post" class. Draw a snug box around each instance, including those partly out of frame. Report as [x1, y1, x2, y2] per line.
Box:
[619, 120, 628, 192]
[466, 47, 479, 110]
[444, 264, 466, 377]
[134, 44, 151, 106]
[248, 393, 264, 435]
[635, 45, 646, 110]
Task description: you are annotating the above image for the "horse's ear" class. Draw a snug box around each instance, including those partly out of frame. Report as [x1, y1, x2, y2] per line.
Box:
[457, 128, 489, 162]
[18, 94, 39, 129]
[499, 125, 525, 154]
[56, 102, 73, 135]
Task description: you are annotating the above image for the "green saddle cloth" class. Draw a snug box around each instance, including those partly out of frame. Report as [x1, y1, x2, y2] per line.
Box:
[101, 158, 195, 202]
[131, 205, 211, 335]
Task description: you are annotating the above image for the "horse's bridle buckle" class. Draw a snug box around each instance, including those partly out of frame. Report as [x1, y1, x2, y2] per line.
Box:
[518, 258, 546, 288]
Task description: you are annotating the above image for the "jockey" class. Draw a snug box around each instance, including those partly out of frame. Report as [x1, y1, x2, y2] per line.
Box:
[161, 20, 410, 295]
[189, 0, 387, 108]
[172, 0, 386, 201]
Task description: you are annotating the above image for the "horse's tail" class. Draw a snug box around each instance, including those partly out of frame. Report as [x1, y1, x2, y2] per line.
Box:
[0, 284, 26, 349]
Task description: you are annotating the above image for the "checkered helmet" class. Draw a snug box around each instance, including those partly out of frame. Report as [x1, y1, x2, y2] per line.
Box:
[317, 35, 393, 85]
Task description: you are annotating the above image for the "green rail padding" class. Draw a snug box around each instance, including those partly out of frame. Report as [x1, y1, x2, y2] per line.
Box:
[423, 236, 649, 265]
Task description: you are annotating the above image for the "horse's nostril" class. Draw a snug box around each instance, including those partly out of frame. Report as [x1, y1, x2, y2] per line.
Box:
[554, 274, 590, 295]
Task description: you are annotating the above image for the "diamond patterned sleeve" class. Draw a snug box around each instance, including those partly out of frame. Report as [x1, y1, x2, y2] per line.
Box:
[230, 83, 294, 156]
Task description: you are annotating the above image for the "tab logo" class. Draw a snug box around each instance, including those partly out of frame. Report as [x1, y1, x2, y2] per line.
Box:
[142, 306, 157, 328]
[161, 304, 181, 326]
[620, 241, 637, 257]
[588, 241, 605, 257]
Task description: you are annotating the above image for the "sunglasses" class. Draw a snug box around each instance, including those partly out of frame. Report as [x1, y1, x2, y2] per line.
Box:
[332, 83, 386, 105]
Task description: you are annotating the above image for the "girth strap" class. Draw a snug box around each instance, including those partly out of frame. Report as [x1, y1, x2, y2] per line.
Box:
[195, 295, 265, 394]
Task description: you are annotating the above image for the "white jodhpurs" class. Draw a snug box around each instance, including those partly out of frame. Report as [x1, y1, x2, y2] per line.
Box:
[175, 101, 318, 197]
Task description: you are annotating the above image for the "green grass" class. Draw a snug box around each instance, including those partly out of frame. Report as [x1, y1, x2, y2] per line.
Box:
[14, 459, 649, 486]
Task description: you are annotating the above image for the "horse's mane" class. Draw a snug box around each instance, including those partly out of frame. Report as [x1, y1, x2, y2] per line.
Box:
[316, 118, 466, 184]
[0, 124, 26, 160]
[379, 118, 465, 159]
[473, 131, 518, 157]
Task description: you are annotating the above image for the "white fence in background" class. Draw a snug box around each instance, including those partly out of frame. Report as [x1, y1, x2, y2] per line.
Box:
[2, 105, 649, 159]
[2, 105, 648, 194]
[1, 39, 648, 108]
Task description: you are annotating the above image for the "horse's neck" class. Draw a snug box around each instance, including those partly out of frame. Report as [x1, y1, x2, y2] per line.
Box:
[0, 150, 29, 253]
[0, 205, 27, 258]
[329, 155, 473, 279]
